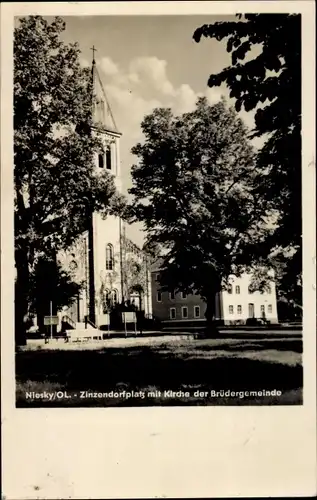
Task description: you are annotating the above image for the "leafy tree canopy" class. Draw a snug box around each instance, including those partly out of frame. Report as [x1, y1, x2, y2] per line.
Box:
[14, 16, 123, 262]
[129, 97, 273, 320]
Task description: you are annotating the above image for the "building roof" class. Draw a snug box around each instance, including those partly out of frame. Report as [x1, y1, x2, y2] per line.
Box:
[91, 58, 120, 135]
[150, 257, 166, 273]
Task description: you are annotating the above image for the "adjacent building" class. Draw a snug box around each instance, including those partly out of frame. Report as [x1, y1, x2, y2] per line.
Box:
[151, 265, 278, 327]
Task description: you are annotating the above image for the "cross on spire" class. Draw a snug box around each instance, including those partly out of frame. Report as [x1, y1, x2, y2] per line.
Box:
[90, 45, 97, 64]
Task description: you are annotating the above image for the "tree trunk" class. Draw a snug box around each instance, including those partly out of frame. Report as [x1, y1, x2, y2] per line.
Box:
[139, 292, 143, 334]
[15, 248, 29, 346]
[204, 293, 219, 338]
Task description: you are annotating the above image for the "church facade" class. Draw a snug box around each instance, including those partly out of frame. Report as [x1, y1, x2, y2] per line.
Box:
[57, 56, 151, 330]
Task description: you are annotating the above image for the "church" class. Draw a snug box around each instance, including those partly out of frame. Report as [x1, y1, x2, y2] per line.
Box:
[57, 52, 152, 331]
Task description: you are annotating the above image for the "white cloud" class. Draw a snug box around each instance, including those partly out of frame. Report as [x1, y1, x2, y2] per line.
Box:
[99, 57, 119, 76]
[205, 86, 226, 105]
[105, 83, 162, 133]
[129, 57, 175, 96]
[128, 72, 140, 84]
[170, 84, 198, 114]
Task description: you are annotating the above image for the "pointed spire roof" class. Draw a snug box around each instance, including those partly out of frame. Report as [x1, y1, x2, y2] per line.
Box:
[91, 46, 120, 135]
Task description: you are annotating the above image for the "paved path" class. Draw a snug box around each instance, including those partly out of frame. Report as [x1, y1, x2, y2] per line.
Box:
[22, 329, 301, 351]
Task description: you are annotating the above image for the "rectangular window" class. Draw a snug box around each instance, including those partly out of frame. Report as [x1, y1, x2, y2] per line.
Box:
[260, 305, 265, 313]
[229, 305, 234, 314]
[237, 305, 242, 314]
[181, 291, 187, 299]
[235, 285, 240, 294]
[169, 290, 175, 300]
[267, 285, 272, 294]
[182, 306, 188, 319]
[156, 291, 162, 302]
[228, 285, 233, 294]
[170, 308, 176, 320]
[194, 306, 200, 318]
[268, 304, 272, 313]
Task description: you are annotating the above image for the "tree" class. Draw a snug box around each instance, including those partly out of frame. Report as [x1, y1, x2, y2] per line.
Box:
[14, 16, 122, 345]
[129, 97, 272, 334]
[193, 14, 302, 303]
[28, 258, 83, 332]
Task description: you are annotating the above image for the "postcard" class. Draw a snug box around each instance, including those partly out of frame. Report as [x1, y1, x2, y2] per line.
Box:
[1, 1, 316, 498]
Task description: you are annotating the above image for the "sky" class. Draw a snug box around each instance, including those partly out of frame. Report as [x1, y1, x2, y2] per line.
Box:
[57, 15, 259, 247]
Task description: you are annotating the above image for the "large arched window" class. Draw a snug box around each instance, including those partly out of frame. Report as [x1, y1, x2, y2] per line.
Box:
[106, 243, 114, 270]
[106, 145, 111, 170]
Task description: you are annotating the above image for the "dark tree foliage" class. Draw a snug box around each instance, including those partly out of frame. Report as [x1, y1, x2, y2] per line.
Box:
[28, 258, 83, 320]
[194, 14, 302, 310]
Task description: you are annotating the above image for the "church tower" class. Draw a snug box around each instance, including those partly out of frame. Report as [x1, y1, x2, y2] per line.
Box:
[88, 47, 124, 327]
[57, 48, 152, 332]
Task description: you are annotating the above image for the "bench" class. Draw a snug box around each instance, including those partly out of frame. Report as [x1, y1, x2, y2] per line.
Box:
[66, 329, 103, 342]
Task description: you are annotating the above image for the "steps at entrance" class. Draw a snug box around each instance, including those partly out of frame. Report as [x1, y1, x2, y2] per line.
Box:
[76, 322, 96, 330]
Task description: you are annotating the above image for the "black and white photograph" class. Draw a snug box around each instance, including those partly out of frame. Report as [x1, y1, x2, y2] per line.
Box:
[1, 2, 316, 499]
[12, 11, 306, 408]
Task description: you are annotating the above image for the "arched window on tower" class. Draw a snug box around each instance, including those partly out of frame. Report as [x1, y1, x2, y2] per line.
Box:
[106, 145, 112, 170]
[106, 243, 114, 270]
[98, 152, 104, 168]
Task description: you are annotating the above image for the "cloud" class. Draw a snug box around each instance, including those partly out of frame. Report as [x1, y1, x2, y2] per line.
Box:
[170, 84, 198, 114]
[129, 57, 175, 96]
[105, 83, 162, 139]
[205, 86, 226, 105]
[99, 57, 119, 76]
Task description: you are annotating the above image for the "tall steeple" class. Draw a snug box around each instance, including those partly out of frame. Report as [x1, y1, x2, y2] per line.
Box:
[91, 46, 119, 134]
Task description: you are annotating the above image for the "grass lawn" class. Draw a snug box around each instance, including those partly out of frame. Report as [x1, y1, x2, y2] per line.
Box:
[16, 334, 303, 407]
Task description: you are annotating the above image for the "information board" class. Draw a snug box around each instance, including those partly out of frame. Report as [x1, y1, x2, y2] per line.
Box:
[99, 313, 110, 326]
[122, 312, 136, 323]
[44, 316, 59, 326]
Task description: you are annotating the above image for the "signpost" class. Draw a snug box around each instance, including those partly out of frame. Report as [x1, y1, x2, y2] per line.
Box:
[44, 301, 58, 342]
[99, 313, 110, 337]
[122, 311, 137, 337]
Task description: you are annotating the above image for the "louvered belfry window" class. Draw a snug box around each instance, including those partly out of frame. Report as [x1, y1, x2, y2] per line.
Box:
[106, 145, 111, 170]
